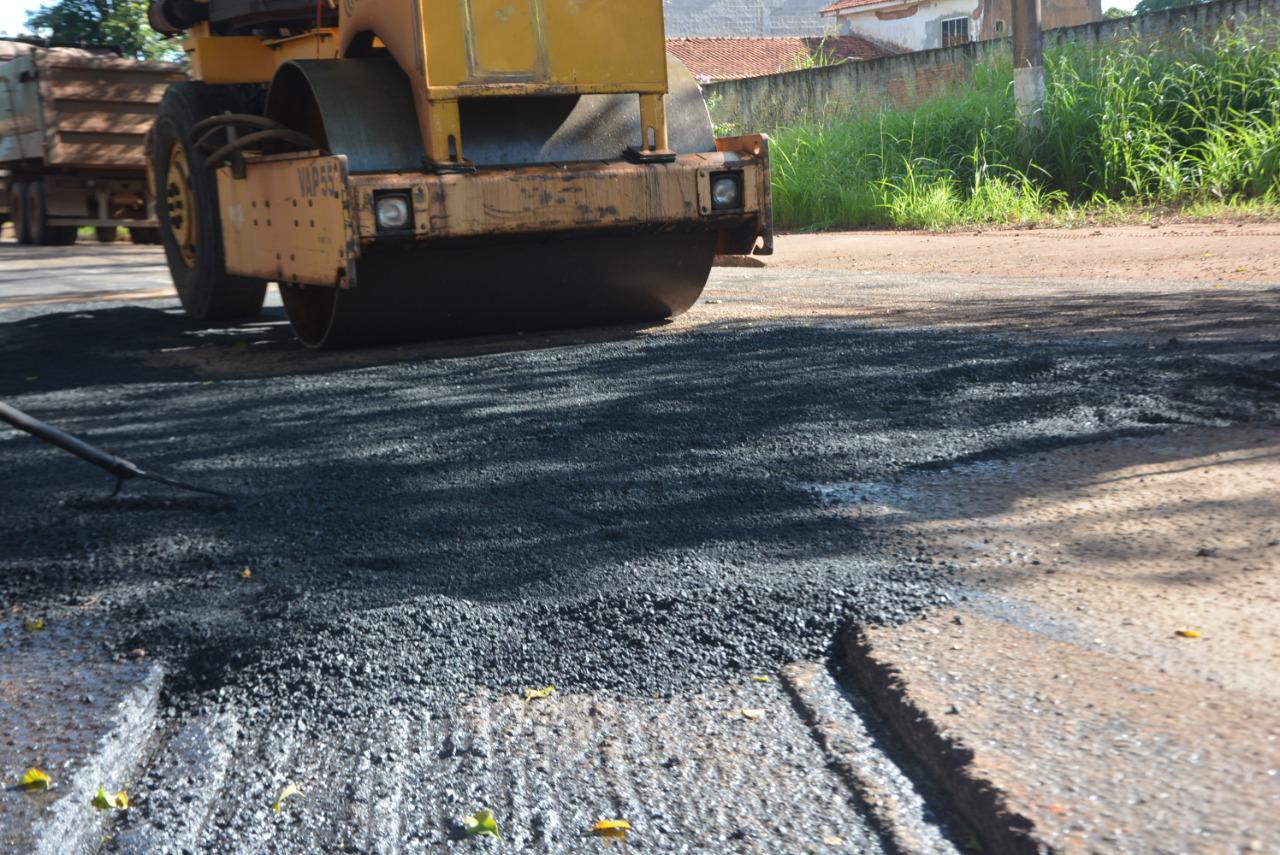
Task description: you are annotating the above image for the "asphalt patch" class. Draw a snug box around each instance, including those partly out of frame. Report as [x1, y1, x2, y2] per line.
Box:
[2, 304, 1277, 722]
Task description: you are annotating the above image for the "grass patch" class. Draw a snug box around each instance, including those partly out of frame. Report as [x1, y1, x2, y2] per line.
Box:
[767, 22, 1280, 230]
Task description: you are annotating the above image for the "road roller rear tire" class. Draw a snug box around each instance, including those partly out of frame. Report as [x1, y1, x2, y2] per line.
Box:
[95, 226, 119, 243]
[151, 82, 268, 321]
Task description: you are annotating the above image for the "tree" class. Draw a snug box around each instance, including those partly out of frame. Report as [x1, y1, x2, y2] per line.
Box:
[25, 0, 175, 60]
[1102, 7, 1131, 19]
[1133, 0, 1203, 15]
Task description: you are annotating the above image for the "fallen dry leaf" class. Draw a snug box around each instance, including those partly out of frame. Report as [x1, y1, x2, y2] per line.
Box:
[19, 768, 51, 791]
[463, 808, 500, 838]
[24, 617, 45, 632]
[524, 685, 556, 701]
[592, 818, 632, 845]
[91, 787, 129, 810]
[273, 782, 302, 813]
[740, 708, 766, 720]
[1175, 628, 1202, 638]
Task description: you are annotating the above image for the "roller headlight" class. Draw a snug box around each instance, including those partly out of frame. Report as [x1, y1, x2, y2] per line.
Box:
[710, 173, 742, 210]
[374, 193, 412, 231]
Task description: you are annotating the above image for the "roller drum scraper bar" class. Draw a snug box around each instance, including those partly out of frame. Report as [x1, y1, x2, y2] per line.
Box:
[0, 401, 230, 498]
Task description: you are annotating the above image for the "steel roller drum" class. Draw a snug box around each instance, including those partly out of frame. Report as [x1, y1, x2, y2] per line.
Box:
[265, 56, 719, 348]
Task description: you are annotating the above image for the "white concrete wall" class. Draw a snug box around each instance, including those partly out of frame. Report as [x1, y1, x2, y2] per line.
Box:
[664, 0, 842, 37]
[835, 0, 980, 52]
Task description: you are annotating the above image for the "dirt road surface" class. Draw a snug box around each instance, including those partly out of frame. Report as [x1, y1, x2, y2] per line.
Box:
[0, 225, 1276, 853]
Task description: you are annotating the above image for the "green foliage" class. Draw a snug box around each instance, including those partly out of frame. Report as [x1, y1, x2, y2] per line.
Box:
[792, 37, 849, 71]
[25, 0, 175, 60]
[1102, 7, 1131, 19]
[768, 23, 1280, 229]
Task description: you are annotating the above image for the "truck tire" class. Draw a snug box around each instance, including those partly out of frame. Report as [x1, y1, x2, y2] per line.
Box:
[11, 182, 31, 245]
[151, 81, 267, 320]
[96, 226, 120, 243]
[26, 180, 77, 246]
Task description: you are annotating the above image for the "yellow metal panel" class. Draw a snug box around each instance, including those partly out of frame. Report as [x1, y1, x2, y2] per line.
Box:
[343, 0, 665, 94]
[464, 0, 545, 79]
[540, 0, 666, 89]
[338, 0, 668, 164]
[184, 30, 338, 84]
[217, 153, 356, 285]
[185, 35, 277, 84]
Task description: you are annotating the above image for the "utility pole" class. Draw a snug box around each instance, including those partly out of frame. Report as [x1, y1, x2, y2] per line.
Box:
[1011, 0, 1044, 131]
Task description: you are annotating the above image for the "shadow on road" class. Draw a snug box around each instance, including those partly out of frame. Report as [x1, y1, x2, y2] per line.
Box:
[0, 303, 670, 396]
[1, 300, 1276, 701]
[920, 284, 1280, 341]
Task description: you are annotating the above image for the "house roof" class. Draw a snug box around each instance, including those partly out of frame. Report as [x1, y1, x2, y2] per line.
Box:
[666, 36, 891, 83]
[819, 0, 912, 16]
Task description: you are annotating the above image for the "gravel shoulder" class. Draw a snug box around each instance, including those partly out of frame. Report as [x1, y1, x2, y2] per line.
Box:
[832, 426, 1280, 854]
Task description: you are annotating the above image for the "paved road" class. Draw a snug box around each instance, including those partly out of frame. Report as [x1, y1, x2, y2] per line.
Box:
[1, 236, 1276, 852]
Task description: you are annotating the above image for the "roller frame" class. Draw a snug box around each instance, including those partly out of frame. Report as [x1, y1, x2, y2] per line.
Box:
[215, 142, 770, 289]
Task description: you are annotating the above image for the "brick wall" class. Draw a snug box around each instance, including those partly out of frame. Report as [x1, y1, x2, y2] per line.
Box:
[703, 0, 1280, 129]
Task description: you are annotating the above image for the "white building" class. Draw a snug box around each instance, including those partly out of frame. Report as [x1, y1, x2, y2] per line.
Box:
[820, 0, 1100, 54]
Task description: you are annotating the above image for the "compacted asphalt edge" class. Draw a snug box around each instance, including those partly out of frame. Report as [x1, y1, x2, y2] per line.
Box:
[840, 627, 1040, 855]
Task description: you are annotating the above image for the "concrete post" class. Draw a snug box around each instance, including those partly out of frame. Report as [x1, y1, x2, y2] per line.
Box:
[1011, 0, 1044, 130]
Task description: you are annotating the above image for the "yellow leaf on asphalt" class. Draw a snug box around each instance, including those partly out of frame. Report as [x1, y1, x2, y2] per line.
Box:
[273, 782, 302, 813]
[19, 768, 51, 790]
[524, 685, 556, 701]
[1175, 628, 1201, 638]
[463, 808, 500, 838]
[239, 567, 252, 580]
[741, 708, 766, 720]
[24, 617, 45, 632]
[751, 676, 769, 683]
[592, 818, 632, 843]
[91, 787, 129, 810]
[824, 835, 845, 846]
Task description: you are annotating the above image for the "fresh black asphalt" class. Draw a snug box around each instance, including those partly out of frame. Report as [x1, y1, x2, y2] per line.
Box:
[3, 299, 1276, 720]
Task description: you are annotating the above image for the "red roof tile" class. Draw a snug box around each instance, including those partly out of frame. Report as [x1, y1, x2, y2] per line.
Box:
[666, 36, 892, 83]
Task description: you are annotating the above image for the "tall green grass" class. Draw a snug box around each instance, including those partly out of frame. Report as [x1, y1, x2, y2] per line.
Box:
[768, 23, 1280, 229]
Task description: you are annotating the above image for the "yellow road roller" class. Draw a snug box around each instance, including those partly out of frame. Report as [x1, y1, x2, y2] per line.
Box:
[146, 0, 772, 347]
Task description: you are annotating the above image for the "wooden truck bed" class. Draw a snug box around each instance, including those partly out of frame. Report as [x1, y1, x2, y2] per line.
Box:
[0, 42, 184, 172]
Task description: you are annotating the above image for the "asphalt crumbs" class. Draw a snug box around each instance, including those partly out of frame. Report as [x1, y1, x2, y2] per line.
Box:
[1, 296, 1277, 851]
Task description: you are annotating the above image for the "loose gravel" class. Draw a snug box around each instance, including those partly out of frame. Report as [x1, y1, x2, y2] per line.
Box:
[2, 302, 1276, 721]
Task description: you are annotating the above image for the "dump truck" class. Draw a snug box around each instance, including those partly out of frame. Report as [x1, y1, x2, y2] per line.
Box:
[144, 0, 772, 347]
[0, 39, 185, 245]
